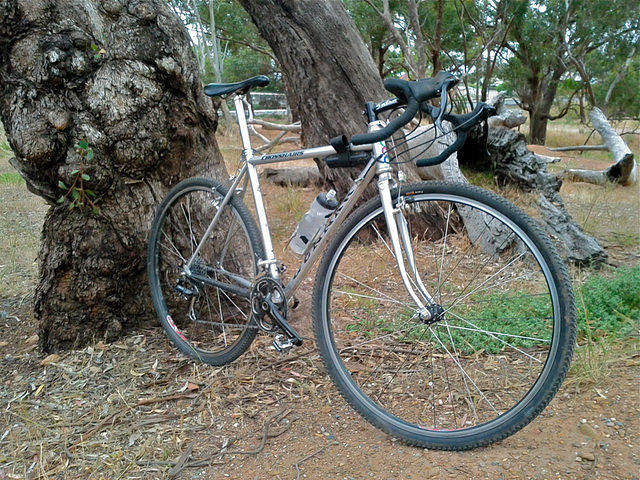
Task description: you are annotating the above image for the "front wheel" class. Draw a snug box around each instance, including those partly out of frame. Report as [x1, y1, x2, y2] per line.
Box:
[312, 181, 576, 450]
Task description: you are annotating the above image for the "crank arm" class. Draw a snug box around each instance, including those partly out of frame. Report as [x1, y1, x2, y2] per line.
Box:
[264, 296, 303, 346]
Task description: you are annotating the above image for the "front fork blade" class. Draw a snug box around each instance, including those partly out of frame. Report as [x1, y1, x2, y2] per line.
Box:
[395, 209, 434, 305]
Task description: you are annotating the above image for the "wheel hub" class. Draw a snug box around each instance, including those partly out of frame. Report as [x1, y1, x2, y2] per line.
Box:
[421, 304, 445, 325]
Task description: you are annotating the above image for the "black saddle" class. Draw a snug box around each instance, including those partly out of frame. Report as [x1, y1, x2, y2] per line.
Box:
[204, 75, 270, 97]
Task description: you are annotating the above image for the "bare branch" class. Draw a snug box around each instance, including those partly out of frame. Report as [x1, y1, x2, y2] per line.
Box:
[248, 118, 301, 132]
[604, 45, 637, 109]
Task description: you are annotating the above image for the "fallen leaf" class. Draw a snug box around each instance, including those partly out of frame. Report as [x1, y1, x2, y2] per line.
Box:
[0, 341, 8, 348]
[41, 354, 60, 366]
[34, 384, 45, 397]
[130, 368, 144, 377]
[25, 334, 38, 346]
[578, 423, 601, 441]
[128, 431, 141, 446]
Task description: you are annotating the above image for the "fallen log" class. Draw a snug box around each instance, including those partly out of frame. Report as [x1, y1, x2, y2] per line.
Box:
[565, 107, 637, 186]
[411, 106, 607, 265]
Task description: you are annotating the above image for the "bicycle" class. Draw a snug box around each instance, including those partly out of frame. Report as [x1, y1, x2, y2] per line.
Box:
[147, 71, 576, 450]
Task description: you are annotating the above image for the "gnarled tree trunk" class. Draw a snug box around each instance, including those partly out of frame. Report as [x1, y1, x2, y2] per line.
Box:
[236, 0, 392, 195]
[0, 0, 226, 351]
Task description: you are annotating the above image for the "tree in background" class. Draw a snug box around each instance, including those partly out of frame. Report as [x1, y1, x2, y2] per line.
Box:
[502, 0, 638, 144]
[0, 0, 227, 350]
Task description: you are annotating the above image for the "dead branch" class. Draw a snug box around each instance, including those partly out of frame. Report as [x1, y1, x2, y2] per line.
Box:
[487, 92, 526, 129]
[248, 118, 301, 132]
[549, 145, 608, 152]
[137, 392, 198, 406]
[565, 107, 637, 186]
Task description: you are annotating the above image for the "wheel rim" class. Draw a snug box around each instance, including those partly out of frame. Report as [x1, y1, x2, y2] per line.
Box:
[321, 192, 562, 438]
[151, 185, 257, 357]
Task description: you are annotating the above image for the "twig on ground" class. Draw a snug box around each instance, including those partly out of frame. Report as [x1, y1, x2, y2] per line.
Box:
[294, 440, 339, 480]
[137, 392, 197, 406]
[224, 408, 293, 456]
[167, 441, 195, 478]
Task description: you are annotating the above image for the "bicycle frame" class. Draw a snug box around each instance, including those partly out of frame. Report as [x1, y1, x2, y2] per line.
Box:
[186, 94, 434, 315]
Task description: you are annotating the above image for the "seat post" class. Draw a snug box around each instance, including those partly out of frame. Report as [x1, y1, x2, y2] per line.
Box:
[233, 95, 253, 153]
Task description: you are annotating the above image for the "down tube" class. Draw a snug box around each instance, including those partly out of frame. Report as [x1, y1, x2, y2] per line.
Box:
[284, 159, 378, 298]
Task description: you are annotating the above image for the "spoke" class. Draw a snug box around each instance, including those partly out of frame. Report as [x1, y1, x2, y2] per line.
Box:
[161, 231, 186, 263]
[443, 320, 478, 425]
[219, 219, 242, 267]
[337, 272, 413, 309]
[212, 272, 228, 347]
[434, 322, 550, 343]
[371, 222, 396, 260]
[436, 214, 498, 289]
[446, 273, 534, 306]
[373, 322, 430, 403]
[181, 200, 197, 255]
[219, 289, 248, 320]
[334, 290, 406, 305]
[447, 313, 545, 363]
[337, 324, 420, 353]
[428, 327, 499, 415]
[437, 204, 452, 302]
[442, 250, 526, 316]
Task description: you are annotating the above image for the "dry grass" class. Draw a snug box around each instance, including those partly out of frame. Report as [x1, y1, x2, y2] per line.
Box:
[0, 126, 47, 305]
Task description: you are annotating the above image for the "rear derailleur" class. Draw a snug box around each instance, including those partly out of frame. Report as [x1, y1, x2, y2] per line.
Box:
[250, 276, 302, 352]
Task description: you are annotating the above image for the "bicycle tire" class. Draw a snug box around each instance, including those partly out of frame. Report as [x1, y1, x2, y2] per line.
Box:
[312, 181, 576, 450]
[147, 177, 263, 365]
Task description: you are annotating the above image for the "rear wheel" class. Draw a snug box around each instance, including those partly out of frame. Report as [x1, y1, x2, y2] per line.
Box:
[312, 181, 576, 450]
[147, 177, 263, 365]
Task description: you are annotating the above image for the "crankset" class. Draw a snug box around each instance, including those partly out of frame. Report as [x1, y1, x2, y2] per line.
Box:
[250, 276, 302, 350]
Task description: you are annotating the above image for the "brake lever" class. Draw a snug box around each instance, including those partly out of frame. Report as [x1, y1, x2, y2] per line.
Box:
[434, 79, 454, 130]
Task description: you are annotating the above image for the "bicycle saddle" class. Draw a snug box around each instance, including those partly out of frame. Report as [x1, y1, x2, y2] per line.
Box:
[383, 71, 457, 103]
[204, 75, 270, 97]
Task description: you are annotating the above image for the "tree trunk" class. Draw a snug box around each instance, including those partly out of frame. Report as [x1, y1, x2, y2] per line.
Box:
[0, 0, 226, 351]
[236, 0, 390, 195]
[529, 110, 550, 145]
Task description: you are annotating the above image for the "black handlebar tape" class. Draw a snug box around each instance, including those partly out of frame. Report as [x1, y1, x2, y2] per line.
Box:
[416, 130, 468, 167]
[351, 99, 420, 145]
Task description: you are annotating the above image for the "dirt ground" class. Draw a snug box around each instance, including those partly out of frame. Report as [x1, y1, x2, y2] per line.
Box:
[0, 308, 638, 480]
[1, 127, 639, 479]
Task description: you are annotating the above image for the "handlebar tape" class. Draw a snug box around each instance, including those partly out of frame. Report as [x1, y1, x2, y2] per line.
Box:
[351, 99, 419, 146]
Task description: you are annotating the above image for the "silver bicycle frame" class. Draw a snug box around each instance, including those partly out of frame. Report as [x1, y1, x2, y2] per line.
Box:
[187, 94, 434, 314]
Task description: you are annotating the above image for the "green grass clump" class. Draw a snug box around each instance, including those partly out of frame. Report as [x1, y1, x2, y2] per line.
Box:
[0, 172, 23, 184]
[342, 266, 639, 356]
[576, 265, 640, 339]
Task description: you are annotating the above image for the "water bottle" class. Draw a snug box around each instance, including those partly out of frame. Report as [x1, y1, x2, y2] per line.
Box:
[289, 190, 339, 255]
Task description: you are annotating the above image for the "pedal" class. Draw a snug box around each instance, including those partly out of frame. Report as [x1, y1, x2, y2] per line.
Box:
[273, 334, 295, 352]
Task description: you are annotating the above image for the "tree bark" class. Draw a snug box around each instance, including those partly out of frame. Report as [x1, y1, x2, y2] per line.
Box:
[236, 0, 392, 196]
[0, 0, 226, 351]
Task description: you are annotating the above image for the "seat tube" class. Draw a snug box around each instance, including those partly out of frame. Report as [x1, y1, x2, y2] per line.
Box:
[233, 95, 280, 280]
